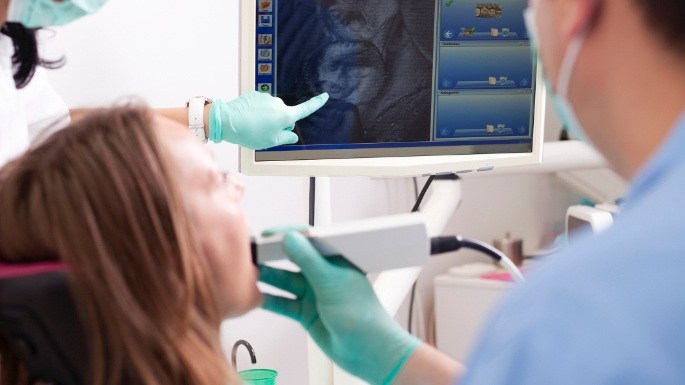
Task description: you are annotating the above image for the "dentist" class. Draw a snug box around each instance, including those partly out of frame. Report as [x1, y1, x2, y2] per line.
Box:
[260, 0, 685, 384]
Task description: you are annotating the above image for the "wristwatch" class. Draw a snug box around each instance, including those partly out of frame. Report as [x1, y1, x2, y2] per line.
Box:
[185, 96, 213, 143]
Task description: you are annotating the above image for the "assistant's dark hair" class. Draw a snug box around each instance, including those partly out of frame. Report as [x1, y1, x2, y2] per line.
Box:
[0, 22, 64, 89]
[631, 0, 685, 54]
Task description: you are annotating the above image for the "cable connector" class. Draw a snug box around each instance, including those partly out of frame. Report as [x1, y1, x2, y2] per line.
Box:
[430, 235, 525, 283]
[430, 236, 466, 256]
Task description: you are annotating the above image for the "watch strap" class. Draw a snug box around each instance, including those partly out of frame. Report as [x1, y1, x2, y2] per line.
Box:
[186, 96, 213, 143]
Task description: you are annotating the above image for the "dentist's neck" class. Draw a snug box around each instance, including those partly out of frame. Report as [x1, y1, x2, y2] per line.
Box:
[0, 0, 9, 25]
[570, 0, 685, 181]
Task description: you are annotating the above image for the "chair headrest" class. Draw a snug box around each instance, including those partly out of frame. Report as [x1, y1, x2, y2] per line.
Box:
[0, 262, 87, 385]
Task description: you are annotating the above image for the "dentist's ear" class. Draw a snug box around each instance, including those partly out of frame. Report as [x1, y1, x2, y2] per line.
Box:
[559, 0, 602, 38]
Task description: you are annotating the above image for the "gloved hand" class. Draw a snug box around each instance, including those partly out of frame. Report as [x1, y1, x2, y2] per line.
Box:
[259, 231, 420, 385]
[209, 91, 329, 150]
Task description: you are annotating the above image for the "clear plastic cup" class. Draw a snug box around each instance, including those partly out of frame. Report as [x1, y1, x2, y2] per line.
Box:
[239, 369, 278, 385]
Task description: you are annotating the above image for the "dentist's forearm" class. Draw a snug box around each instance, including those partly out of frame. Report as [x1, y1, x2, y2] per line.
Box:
[70, 107, 212, 139]
[155, 106, 211, 138]
[393, 343, 465, 385]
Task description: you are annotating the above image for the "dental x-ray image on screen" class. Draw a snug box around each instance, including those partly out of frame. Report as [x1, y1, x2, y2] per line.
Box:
[275, 0, 434, 145]
[244, 0, 544, 175]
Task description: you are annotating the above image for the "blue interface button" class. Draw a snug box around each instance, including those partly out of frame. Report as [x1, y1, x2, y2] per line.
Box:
[440, 128, 451, 136]
[442, 79, 453, 88]
[520, 78, 529, 87]
[258, 15, 272, 27]
[443, 29, 455, 39]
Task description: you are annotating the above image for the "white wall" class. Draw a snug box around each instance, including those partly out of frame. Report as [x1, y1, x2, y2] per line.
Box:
[41, 1, 588, 384]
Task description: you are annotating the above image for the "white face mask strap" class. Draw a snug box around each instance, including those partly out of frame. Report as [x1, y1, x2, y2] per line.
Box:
[556, 29, 588, 97]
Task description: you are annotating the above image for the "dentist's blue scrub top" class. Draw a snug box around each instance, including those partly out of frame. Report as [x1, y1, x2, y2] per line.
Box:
[459, 111, 685, 385]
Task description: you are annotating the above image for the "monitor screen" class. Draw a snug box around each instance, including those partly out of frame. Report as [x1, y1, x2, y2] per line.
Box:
[240, 0, 545, 176]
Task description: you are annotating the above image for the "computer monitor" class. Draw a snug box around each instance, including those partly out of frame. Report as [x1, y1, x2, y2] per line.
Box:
[239, 0, 545, 177]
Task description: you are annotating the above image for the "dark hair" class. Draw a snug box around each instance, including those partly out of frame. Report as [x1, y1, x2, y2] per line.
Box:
[0, 22, 64, 89]
[631, 0, 685, 54]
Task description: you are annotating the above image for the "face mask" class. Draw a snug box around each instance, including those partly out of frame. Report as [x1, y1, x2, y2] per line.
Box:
[7, 0, 107, 28]
[523, 7, 591, 143]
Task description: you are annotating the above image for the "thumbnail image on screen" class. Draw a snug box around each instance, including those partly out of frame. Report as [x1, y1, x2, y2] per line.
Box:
[254, 0, 535, 161]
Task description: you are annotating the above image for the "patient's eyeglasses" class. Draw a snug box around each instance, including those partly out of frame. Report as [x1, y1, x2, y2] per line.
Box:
[220, 171, 245, 201]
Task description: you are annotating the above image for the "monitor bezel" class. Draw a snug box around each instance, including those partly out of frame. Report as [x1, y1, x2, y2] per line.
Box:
[238, 0, 546, 177]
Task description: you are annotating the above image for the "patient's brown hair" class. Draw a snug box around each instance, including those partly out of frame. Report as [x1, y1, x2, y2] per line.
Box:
[0, 106, 237, 385]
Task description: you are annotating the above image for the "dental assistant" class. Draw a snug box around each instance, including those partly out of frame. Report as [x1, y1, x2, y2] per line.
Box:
[0, 0, 328, 166]
[260, 0, 685, 384]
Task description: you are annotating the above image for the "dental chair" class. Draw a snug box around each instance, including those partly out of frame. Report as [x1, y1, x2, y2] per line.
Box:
[0, 262, 87, 385]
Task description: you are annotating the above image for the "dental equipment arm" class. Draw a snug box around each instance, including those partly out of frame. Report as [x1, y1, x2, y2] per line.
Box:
[251, 213, 524, 281]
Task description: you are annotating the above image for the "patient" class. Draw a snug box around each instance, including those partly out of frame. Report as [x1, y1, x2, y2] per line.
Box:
[0, 105, 260, 385]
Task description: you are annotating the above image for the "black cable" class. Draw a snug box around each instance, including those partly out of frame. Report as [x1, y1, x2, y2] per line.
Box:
[408, 281, 417, 334]
[408, 175, 436, 334]
[429, 236, 463, 256]
[429, 235, 506, 262]
[459, 237, 506, 262]
[408, 177, 420, 334]
[308, 177, 316, 226]
[407, 174, 462, 333]
[411, 175, 436, 213]
[430, 236, 525, 282]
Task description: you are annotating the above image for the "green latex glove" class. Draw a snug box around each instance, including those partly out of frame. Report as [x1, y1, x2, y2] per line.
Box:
[259, 231, 420, 385]
[209, 91, 329, 150]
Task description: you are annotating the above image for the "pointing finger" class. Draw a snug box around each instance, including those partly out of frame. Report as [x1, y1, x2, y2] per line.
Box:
[289, 93, 329, 121]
